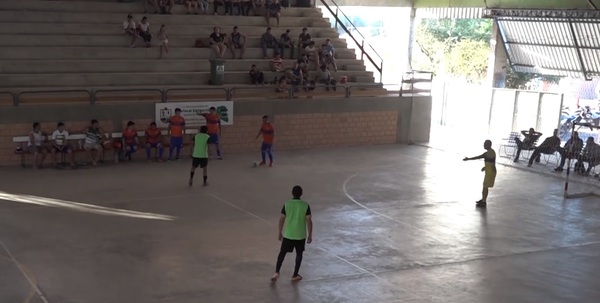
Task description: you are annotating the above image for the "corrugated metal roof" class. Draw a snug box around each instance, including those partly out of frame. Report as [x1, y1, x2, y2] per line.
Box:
[416, 7, 483, 19]
[497, 17, 600, 78]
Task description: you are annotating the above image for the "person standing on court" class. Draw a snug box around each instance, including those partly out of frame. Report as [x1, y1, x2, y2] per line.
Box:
[168, 108, 185, 161]
[189, 126, 210, 186]
[199, 107, 223, 160]
[463, 140, 496, 207]
[255, 115, 274, 167]
[271, 185, 313, 282]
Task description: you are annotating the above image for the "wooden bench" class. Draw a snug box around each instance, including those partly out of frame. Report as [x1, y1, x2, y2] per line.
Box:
[13, 133, 109, 167]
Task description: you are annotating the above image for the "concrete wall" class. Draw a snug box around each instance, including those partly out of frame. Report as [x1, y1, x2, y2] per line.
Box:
[0, 96, 432, 166]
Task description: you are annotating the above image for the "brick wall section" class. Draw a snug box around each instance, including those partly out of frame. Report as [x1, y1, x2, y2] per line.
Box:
[0, 112, 397, 166]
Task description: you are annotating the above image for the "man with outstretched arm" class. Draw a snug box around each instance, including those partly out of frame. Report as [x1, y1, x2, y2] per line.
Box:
[463, 140, 496, 207]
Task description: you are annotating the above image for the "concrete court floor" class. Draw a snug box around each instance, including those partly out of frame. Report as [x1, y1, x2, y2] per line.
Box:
[1, 145, 600, 303]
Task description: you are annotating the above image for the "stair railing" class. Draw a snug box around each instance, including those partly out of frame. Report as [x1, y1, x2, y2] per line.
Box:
[318, 0, 384, 83]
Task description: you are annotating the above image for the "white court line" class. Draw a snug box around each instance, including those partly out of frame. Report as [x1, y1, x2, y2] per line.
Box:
[342, 174, 445, 243]
[0, 241, 50, 303]
[0, 191, 176, 221]
[207, 193, 421, 301]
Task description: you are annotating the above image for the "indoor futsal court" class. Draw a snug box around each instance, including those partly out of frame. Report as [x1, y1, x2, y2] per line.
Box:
[1, 144, 600, 303]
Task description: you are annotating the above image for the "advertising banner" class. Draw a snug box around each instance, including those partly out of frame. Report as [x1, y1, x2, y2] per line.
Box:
[155, 101, 234, 128]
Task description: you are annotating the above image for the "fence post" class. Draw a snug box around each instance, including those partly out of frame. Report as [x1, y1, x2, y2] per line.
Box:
[334, 8, 338, 29]
[361, 40, 364, 60]
[288, 86, 294, 99]
[13, 93, 18, 106]
[90, 90, 96, 105]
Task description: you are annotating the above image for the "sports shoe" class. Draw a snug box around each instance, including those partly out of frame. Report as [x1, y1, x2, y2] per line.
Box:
[188, 179, 193, 186]
[259, 161, 266, 166]
[554, 167, 564, 172]
[203, 182, 209, 186]
[269, 162, 273, 167]
[271, 273, 279, 282]
[291, 274, 303, 282]
[217, 156, 223, 160]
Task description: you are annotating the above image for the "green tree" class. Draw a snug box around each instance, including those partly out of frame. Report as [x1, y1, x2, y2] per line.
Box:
[446, 39, 489, 82]
[504, 63, 563, 89]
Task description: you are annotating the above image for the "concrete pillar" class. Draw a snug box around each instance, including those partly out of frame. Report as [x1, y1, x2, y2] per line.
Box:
[486, 19, 509, 88]
[407, 7, 417, 73]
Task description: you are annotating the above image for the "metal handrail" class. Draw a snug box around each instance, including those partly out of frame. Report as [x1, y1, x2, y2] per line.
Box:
[0, 91, 17, 106]
[16, 89, 93, 106]
[93, 88, 165, 104]
[319, 0, 384, 83]
[165, 87, 229, 101]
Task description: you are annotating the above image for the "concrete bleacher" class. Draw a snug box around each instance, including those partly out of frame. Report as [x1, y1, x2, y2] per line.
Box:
[0, 0, 377, 92]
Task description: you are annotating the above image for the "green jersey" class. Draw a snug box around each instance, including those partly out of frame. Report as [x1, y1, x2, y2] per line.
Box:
[192, 133, 210, 158]
[281, 198, 311, 240]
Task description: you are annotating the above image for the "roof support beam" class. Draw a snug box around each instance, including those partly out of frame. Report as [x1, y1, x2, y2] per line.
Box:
[503, 41, 600, 50]
[567, 19, 590, 79]
[484, 8, 600, 18]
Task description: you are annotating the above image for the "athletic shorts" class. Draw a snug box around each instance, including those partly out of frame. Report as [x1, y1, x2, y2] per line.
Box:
[52, 145, 71, 153]
[261, 142, 272, 152]
[170, 136, 183, 148]
[84, 142, 102, 150]
[192, 157, 208, 168]
[125, 144, 137, 151]
[146, 142, 163, 148]
[280, 237, 306, 253]
[208, 134, 219, 144]
[483, 171, 496, 188]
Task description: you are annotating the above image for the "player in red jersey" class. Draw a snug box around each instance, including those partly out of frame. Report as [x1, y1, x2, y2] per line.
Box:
[168, 108, 185, 161]
[200, 107, 223, 159]
[145, 122, 164, 161]
[122, 121, 139, 161]
[255, 115, 274, 167]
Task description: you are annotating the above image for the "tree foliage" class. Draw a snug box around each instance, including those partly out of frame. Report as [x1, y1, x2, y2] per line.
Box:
[504, 64, 562, 89]
[414, 19, 492, 83]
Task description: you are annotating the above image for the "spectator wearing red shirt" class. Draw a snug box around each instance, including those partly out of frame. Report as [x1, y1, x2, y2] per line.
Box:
[122, 121, 139, 161]
[199, 107, 223, 159]
[168, 108, 186, 160]
[255, 115, 274, 166]
[145, 122, 164, 161]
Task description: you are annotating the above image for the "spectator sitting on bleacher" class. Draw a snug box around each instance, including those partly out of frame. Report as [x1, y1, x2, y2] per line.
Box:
[251, 0, 263, 16]
[28, 122, 48, 169]
[250, 65, 266, 85]
[137, 17, 152, 48]
[144, 0, 160, 14]
[197, 0, 210, 14]
[123, 14, 139, 48]
[213, 0, 225, 15]
[158, 0, 174, 14]
[316, 65, 337, 91]
[145, 122, 164, 162]
[209, 27, 227, 58]
[304, 41, 320, 69]
[51, 122, 76, 168]
[266, 0, 282, 27]
[580, 137, 600, 175]
[298, 27, 312, 59]
[276, 77, 288, 93]
[82, 119, 107, 167]
[271, 52, 283, 72]
[224, 0, 235, 15]
[229, 26, 247, 59]
[554, 131, 584, 172]
[527, 129, 561, 167]
[280, 29, 295, 59]
[297, 53, 309, 74]
[261, 27, 280, 59]
[122, 121, 139, 161]
[185, 0, 200, 14]
[287, 61, 303, 86]
[513, 127, 542, 162]
[239, 0, 252, 15]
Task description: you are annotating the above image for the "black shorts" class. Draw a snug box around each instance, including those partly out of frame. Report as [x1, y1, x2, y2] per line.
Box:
[280, 237, 305, 253]
[192, 157, 208, 168]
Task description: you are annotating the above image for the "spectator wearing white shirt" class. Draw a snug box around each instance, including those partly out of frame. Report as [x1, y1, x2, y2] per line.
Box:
[123, 14, 139, 48]
[51, 122, 76, 168]
[28, 122, 49, 169]
[316, 64, 337, 91]
[158, 24, 169, 59]
[304, 41, 319, 68]
[137, 16, 152, 47]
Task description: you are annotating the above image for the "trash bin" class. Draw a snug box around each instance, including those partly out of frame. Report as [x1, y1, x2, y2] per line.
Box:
[209, 59, 225, 85]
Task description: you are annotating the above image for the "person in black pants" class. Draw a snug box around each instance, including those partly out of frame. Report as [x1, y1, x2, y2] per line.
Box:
[513, 128, 542, 162]
[527, 129, 561, 167]
[213, 0, 225, 14]
[555, 131, 584, 172]
[249, 65, 265, 85]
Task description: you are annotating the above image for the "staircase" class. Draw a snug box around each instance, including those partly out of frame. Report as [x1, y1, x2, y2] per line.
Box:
[0, 0, 376, 93]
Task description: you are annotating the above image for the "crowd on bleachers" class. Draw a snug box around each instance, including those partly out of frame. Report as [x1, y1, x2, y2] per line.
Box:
[508, 127, 600, 177]
[122, 0, 341, 90]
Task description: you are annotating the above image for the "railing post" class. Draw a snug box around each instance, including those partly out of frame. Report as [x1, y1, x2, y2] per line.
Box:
[13, 93, 18, 106]
[90, 90, 96, 104]
[334, 8, 339, 29]
[288, 86, 294, 99]
[345, 86, 350, 98]
[361, 40, 364, 60]
[226, 88, 232, 101]
[379, 61, 383, 83]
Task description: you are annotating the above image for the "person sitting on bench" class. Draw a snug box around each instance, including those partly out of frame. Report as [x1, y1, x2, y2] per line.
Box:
[580, 136, 600, 175]
[514, 127, 542, 162]
[554, 131, 584, 172]
[527, 129, 561, 167]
